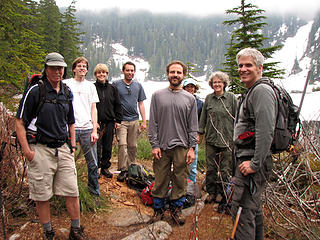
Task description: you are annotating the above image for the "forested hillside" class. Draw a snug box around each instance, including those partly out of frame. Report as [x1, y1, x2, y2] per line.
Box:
[77, 9, 308, 80]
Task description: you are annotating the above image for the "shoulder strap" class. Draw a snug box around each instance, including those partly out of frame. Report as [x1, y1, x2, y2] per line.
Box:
[33, 79, 46, 118]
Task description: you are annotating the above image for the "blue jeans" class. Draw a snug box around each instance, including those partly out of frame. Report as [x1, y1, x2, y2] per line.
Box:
[75, 129, 100, 196]
[188, 144, 198, 183]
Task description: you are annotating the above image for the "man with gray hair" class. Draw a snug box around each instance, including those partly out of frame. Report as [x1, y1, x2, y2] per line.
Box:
[231, 48, 277, 239]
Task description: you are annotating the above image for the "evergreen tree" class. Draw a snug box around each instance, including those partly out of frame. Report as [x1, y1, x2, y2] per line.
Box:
[60, 0, 83, 77]
[0, 0, 44, 104]
[38, 0, 62, 52]
[222, 0, 284, 93]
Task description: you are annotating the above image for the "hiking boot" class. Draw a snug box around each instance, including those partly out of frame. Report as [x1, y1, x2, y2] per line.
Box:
[170, 207, 185, 225]
[101, 168, 113, 178]
[69, 225, 89, 240]
[43, 229, 55, 240]
[150, 208, 164, 223]
[117, 171, 127, 182]
[205, 194, 215, 204]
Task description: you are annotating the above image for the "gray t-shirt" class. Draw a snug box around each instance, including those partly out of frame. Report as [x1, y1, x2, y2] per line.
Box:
[113, 80, 146, 121]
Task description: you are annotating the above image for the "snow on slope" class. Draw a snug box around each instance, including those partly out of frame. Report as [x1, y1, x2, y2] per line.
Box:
[109, 18, 320, 121]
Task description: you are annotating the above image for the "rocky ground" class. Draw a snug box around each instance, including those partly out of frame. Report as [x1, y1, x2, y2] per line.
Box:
[7, 157, 267, 240]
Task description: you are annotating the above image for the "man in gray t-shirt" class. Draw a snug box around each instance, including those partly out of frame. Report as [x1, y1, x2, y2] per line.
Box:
[148, 60, 198, 225]
[113, 61, 147, 182]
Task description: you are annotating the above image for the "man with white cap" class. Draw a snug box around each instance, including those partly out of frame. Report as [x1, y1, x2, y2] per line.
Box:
[15, 52, 89, 239]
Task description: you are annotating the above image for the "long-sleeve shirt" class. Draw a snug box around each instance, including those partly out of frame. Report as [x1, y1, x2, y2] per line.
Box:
[148, 87, 198, 150]
[234, 77, 277, 172]
[199, 91, 238, 148]
[94, 80, 123, 124]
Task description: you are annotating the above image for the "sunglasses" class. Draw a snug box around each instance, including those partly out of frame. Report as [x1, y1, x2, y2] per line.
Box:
[126, 85, 131, 95]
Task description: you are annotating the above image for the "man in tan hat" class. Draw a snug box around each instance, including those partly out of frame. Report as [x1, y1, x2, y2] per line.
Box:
[15, 52, 89, 239]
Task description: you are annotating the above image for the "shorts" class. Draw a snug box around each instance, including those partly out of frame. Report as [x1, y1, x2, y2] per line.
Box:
[27, 143, 79, 201]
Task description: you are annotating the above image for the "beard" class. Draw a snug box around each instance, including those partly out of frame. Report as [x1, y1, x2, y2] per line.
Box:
[169, 77, 183, 87]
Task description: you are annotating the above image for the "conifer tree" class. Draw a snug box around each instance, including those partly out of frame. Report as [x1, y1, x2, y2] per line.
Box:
[0, 0, 43, 103]
[222, 0, 284, 94]
[38, 0, 62, 52]
[60, 0, 83, 77]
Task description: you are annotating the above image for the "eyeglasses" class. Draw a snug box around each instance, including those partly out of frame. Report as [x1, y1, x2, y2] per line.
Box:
[126, 85, 131, 95]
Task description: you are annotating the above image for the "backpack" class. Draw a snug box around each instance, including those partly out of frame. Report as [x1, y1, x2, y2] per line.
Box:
[21, 74, 72, 144]
[23, 74, 71, 118]
[242, 78, 300, 154]
[140, 182, 155, 205]
[126, 163, 154, 190]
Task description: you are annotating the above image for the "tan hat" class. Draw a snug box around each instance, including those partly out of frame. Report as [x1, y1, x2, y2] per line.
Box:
[45, 52, 67, 67]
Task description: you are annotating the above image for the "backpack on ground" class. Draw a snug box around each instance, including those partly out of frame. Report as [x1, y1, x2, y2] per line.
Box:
[126, 163, 154, 190]
[140, 182, 155, 205]
[242, 78, 300, 154]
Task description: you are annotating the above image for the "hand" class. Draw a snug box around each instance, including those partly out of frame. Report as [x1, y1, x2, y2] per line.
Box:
[25, 150, 35, 162]
[152, 148, 162, 160]
[91, 131, 99, 144]
[239, 161, 256, 176]
[186, 148, 195, 165]
[115, 123, 121, 130]
[197, 133, 201, 144]
[140, 122, 147, 131]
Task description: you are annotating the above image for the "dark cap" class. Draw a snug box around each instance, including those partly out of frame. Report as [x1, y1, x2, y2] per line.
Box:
[45, 52, 67, 67]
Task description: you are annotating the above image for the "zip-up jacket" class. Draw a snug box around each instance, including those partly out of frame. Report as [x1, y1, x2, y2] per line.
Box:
[94, 80, 123, 124]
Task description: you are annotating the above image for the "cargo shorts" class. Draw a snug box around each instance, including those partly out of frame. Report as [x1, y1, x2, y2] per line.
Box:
[27, 143, 79, 201]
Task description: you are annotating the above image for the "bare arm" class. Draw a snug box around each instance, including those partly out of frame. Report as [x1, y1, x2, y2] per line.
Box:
[15, 119, 34, 161]
[90, 102, 99, 143]
[138, 101, 147, 131]
[68, 123, 76, 151]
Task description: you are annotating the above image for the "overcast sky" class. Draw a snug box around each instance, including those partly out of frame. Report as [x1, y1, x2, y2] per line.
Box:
[55, 0, 319, 18]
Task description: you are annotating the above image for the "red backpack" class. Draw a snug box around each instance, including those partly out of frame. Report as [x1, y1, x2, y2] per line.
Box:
[140, 182, 155, 205]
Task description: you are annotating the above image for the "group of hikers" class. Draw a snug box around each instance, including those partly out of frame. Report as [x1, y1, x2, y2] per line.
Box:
[15, 47, 277, 240]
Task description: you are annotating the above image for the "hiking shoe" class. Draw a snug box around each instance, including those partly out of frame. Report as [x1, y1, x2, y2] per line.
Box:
[101, 168, 113, 178]
[150, 208, 164, 223]
[43, 229, 55, 240]
[117, 171, 127, 182]
[205, 194, 215, 204]
[69, 226, 89, 240]
[170, 207, 185, 225]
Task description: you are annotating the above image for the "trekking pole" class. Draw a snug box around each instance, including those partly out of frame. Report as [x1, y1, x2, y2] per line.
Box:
[297, 70, 311, 118]
[0, 142, 7, 240]
[230, 206, 242, 240]
[189, 199, 200, 240]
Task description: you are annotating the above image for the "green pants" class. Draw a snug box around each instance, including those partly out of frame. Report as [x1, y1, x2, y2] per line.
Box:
[152, 147, 190, 201]
[205, 144, 232, 197]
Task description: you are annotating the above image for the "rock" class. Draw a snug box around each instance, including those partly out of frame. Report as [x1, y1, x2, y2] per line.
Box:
[121, 221, 172, 240]
[108, 208, 151, 227]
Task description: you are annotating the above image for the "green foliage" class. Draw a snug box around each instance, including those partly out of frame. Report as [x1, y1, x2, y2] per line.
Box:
[137, 134, 153, 160]
[312, 86, 320, 92]
[222, 0, 285, 94]
[0, 0, 84, 108]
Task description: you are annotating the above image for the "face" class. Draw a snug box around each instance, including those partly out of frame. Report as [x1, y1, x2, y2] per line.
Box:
[95, 70, 108, 83]
[46, 66, 64, 84]
[212, 77, 224, 95]
[184, 84, 196, 94]
[123, 64, 135, 82]
[73, 60, 88, 78]
[238, 56, 262, 88]
[168, 64, 185, 88]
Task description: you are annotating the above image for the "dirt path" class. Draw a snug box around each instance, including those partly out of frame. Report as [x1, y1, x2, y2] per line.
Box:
[10, 158, 236, 240]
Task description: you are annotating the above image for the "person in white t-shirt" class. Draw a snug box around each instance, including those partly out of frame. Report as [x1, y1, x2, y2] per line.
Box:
[64, 56, 100, 197]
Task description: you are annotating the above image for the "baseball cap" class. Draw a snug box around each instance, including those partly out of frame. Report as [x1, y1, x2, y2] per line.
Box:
[183, 78, 198, 87]
[45, 52, 67, 67]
